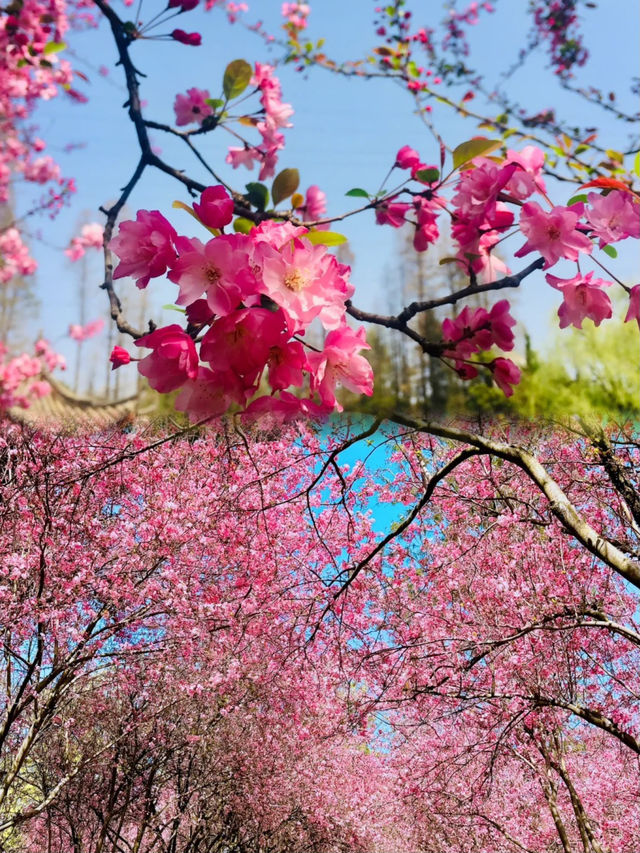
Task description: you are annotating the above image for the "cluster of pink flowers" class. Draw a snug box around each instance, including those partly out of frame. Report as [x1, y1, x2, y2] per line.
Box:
[531, 0, 588, 76]
[109, 184, 373, 421]
[69, 318, 105, 342]
[373, 143, 640, 360]
[226, 63, 293, 180]
[281, 3, 310, 30]
[0, 227, 38, 283]
[0, 338, 65, 411]
[65, 222, 104, 261]
[442, 300, 520, 395]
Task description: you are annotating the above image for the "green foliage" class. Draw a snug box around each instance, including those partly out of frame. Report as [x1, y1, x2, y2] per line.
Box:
[271, 168, 300, 206]
[222, 59, 252, 100]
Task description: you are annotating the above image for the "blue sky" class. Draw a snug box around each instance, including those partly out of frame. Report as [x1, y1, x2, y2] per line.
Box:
[14, 0, 640, 394]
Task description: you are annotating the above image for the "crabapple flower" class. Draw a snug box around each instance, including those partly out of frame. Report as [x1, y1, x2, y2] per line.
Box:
[111, 210, 178, 289]
[110, 346, 132, 370]
[135, 325, 199, 392]
[490, 357, 521, 396]
[624, 285, 640, 326]
[546, 271, 612, 329]
[375, 199, 411, 228]
[504, 145, 546, 199]
[167, 235, 253, 315]
[260, 239, 351, 333]
[442, 300, 516, 358]
[168, 0, 200, 9]
[413, 196, 442, 251]
[585, 191, 640, 247]
[395, 145, 422, 170]
[307, 324, 373, 411]
[174, 88, 213, 126]
[65, 223, 104, 261]
[515, 201, 592, 268]
[171, 29, 202, 45]
[192, 185, 234, 229]
[174, 366, 246, 421]
[69, 318, 104, 341]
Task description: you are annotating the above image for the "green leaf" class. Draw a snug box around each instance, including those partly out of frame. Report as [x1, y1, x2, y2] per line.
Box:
[452, 137, 501, 170]
[305, 230, 347, 246]
[43, 41, 67, 55]
[222, 59, 253, 100]
[233, 217, 254, 234]
[414, 167, 440, 184]
[244, 182, 269, 212]
[272, 168, 300, 206]
[162, 304, 186, 313]
[345, 188, 369, 198]
[205, 98, 225, 110]
[567, 194, 588, 205]
[634, 151, 640, 177]
[602, 244, 618, 258]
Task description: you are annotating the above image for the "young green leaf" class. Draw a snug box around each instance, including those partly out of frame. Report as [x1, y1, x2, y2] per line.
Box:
[223, 59, 253, 100]
[305, 231, 347, 246]
[602, 244, 618, 258]
[452, 137, 501, 170]
[233, 217, 255, 234]
[272, 168, 300, 206]
[345, 188, 370, 198]
[244, 182, 269, 212]
[43, 41, 67, 55]
[414, 168, 440, 184]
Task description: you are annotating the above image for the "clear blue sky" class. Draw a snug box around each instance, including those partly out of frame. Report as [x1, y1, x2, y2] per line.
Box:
[15, 0, 640, 394]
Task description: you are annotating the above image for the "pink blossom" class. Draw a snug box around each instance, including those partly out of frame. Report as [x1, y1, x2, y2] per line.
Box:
[395, 145, 422, 170]
[251, 220, 308, 249]
[174, 366, 245, 421]
[69, 318, 105, 342]
[174, 88, 213, 126]
[515, 202, 592, 268]
[413, 196, 441, 251]
[168, 235, 252, 315]
[624, 285, 640, 327]
[307, 324, 373, 411]
[375, 199, 411, 228]
[260, 239, 350, 333]
[585, 191, 640, 247]
[192, 185, 234, 229]
[110, 346, 132, 370]
[490, 357, 521, 396]
[171, 29, 202, 45]
[111, 210, 178, 289]
[199, 308, 287, 382]
[65, 222, 103, 261]
[504, 145, 546, 199]
[546, 271, 613, 329]
[300, 185, 327, 221]
[134, 325, 199, 392]
[169, 0, 200, 9]
[244, 390, 328, 424]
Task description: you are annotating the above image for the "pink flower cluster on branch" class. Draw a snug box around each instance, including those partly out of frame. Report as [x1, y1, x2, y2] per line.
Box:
[0, 338, 65, 410]
[371, 141, 640, 380]
[65, 223, 104, 261]
[109, 185, 373, 421]
[226, 63, 293, 181]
